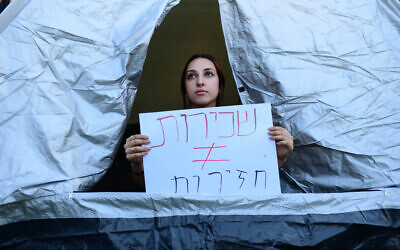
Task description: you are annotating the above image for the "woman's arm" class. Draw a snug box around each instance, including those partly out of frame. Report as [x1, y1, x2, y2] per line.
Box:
[124, 134, 151, 191]
[268, 126, 294, 168]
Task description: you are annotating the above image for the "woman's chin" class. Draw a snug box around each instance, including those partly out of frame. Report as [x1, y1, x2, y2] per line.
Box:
[191, 101, 217, 109]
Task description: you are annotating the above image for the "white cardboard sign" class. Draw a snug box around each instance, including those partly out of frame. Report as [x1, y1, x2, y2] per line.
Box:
[139, 103, 281, 194]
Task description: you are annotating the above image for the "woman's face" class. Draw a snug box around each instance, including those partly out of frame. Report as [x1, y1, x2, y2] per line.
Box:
[184, 58, 219, 108]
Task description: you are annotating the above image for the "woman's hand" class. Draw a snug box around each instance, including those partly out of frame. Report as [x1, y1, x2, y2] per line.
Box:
[268, 126, 294, 168]
[124, 134, 151, 174]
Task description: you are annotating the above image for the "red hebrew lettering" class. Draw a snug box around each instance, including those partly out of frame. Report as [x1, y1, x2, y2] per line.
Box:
[237, 108, 257, 136]
[181, 114, 188, 143]
[192, 142, 229, 169]
[209, 112, 218, 121]
[218, 112, 235, 138]
[189, 113, 208, 139]
[150, 115, 179, 148]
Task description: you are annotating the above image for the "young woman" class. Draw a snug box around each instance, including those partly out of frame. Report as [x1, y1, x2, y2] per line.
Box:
[124, 54, 294, 191]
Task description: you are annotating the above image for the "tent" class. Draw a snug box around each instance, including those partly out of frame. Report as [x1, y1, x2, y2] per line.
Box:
[1, 0, 399, 248]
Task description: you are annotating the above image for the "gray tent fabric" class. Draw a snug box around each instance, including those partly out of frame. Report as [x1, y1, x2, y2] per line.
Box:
[0, 0, 180, 205]
[2, 189, 400, 225]
[1, 190, 399, 248]
[218, 0, 400, 192]
[0, 0, 30, 32]
[1, 1, 400, 248]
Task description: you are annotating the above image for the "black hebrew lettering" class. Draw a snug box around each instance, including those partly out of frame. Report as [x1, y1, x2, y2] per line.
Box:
[193, 175, 200, 193]
[208, 172, 223, 193]
[171, 176, 189, 193]
[254, 170, 267, 189]
[237, 169, 247, 189]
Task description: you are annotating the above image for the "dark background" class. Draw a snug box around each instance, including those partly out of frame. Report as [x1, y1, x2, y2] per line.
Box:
[129, 0, 240, 124]
[93, 0, 241, 191]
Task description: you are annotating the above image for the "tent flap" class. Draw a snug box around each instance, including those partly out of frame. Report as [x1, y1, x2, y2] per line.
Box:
[0, 0, 180, 205]
[218, 0, 400, 192]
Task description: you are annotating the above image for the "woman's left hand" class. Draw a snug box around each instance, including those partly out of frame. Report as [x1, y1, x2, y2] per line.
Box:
[268, 126, 294, 168]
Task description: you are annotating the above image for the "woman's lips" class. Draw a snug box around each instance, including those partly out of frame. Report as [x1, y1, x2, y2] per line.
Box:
[195, 90, 207, 95]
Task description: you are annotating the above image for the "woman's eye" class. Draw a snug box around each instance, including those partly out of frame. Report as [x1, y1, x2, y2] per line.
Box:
[205, 71, 214, 77]
[187, 74, 196, 79]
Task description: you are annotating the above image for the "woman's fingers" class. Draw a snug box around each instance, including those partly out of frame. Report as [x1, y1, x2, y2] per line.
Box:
[268, 126, 294, 167]
[125, 146, 150, 155]
[126, 151, 148, 162]
[276, 140, 291, 146]
[125, 139, 150, 147]
[127, 134, 149, 141]
[126, 139, 147, 146]
[124, 134, 151, 164]
[125, 147, 150, 163]
[268, 126, 291, 135]
[126, 134, 150, 145]
[268, 129, 293, 143]
[124, 134, 150, 148]
[270, 135, 290, 141]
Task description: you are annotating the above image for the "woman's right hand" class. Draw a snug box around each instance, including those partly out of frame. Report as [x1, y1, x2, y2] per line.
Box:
[124, 134, 151, 170]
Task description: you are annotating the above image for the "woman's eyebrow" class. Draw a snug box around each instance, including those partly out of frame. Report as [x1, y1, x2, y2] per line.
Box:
[187, 68, 215, 73]
[203, 68, 215, 71]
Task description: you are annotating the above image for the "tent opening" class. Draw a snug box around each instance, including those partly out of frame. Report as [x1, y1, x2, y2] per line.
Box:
[91, 0, 240, 192]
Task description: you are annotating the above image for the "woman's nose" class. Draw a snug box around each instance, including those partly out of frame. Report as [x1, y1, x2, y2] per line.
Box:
[197, 76, 205, 86]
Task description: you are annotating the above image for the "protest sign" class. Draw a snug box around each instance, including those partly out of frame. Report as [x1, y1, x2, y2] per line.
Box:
[139, 103, 280, 194]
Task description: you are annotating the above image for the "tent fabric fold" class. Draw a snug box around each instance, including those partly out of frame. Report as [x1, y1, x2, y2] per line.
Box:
[1, 190, 399, 248]
[218, 0, 400, 193]
[0, 0, 180, 205]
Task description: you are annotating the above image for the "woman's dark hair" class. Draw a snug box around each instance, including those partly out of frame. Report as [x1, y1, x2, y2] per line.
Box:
[181, 54, 225, 108]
